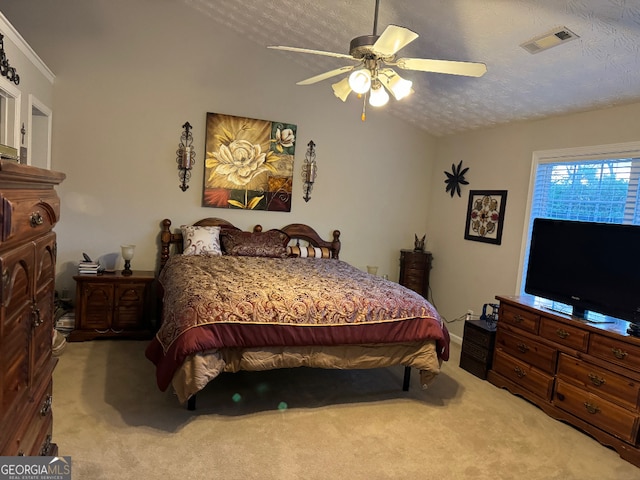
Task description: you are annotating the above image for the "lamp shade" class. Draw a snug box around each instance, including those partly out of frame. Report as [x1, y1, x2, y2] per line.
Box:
[348, 69, 371, 94]
[388, 75, 413, 100]
[332, 77, 352, 102]
[121, 244, 135, 261]
[379, 69, 413, 101]
[369, 84, 389, 107]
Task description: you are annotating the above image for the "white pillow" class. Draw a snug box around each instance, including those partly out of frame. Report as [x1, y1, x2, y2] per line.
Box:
[180, 225, 222, 256]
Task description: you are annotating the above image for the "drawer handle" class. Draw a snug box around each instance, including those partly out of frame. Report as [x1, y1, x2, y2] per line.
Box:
[588, 373, 606, 387]
[30, 211, 44, 227]
[584, 402, 600, 415]
[513, 314, 524, 323]
[40, 394, 52, 416]
[32, 305, 43, 327]
[611, 347, 628, 360]
[514, 366, 527, 378]
[95, 328, 110, 334]
[555, 329, 570, 339]
[516, 342, 530, 354]
[40, 435, 52, 456]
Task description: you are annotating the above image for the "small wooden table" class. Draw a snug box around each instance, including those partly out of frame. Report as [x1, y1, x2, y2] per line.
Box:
[69, 270, 156, 341]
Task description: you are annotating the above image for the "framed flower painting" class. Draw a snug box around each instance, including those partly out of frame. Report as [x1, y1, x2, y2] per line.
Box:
[464, 190, 508, 245]
[203, 112, 297, 211]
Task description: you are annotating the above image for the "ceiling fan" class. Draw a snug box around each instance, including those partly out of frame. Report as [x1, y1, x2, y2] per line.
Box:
[268, 0, 487, 116]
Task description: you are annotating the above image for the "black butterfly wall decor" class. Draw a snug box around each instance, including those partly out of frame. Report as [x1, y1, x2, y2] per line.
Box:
[444, 160, 469, 197]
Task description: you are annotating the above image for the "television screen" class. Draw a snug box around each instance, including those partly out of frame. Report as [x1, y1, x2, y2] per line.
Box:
[525, 218, 640, 323]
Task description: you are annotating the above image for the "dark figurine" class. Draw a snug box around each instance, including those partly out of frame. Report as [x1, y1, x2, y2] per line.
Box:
[414, 234, 426, 252]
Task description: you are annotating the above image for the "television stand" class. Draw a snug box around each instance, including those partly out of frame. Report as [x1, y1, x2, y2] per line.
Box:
[488, 295, 640, 468]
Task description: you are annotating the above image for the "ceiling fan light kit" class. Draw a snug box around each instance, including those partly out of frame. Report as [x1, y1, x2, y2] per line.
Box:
[268, 0, 486, 120]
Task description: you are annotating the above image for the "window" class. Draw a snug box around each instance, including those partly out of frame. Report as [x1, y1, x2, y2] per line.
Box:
[518, 142, 640, 294]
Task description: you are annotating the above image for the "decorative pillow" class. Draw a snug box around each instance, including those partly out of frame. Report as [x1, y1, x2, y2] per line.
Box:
[287, 245, 332, 259]
[180, 225, 222, 256]
[220, 229, 289, 258]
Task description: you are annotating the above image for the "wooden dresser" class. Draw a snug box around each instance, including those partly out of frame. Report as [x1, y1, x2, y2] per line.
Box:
[399, 249, 432, 299]
[488, 295, 640, 468]
[0, 161, 65, 456]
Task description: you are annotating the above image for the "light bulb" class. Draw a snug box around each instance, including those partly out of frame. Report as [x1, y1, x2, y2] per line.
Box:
[348, 69, 371, 94]
[369, 84, 389, 107]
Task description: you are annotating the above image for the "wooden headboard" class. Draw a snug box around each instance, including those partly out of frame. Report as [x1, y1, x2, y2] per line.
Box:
[159, 218, 341, 272]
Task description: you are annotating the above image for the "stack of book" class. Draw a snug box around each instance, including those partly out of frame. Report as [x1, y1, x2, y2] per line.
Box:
[78, 260, 100, 274]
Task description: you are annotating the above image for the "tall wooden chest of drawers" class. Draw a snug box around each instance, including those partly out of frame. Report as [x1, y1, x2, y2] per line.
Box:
[0, 161, 65, 456]
[399, 249, 432, 299]
[488, 295, 640, 468]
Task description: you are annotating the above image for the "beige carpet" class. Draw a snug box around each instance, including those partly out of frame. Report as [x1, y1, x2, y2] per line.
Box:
[52, 339, 639, 479]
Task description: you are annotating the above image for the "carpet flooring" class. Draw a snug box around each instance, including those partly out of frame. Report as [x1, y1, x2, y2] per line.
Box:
[52, 339, 640, 479]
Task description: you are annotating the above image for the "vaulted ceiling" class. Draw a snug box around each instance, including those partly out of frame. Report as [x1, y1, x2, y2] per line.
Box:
[183, 0, 640, 136]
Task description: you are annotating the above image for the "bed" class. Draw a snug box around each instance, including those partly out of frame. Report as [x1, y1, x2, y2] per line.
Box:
[145, 218, 450, 409]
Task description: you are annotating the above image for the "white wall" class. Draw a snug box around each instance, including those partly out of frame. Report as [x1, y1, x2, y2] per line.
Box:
[428, 102, 640, 338]
[0, 1, 436, 295]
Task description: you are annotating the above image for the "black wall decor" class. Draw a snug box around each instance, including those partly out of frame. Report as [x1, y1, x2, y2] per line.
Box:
[0, 34, 20, 85]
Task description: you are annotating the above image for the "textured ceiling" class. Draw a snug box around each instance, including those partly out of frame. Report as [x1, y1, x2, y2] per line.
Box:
[183, 0, 640, 136]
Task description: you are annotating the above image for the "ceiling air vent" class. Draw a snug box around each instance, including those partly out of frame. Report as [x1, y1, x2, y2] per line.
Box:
[520, 27, 579, 54]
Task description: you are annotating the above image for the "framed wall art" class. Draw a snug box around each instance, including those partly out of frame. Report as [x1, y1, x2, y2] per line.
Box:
[464, 190, 508, 245]
[203, 112, 297, 212]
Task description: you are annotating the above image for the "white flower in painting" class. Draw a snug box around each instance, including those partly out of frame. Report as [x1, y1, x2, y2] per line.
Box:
[210, 139, 267, 187]
[273, 128, 295, 152]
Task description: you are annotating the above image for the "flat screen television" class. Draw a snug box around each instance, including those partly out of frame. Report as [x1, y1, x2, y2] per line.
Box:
[524, 218, 640, 332]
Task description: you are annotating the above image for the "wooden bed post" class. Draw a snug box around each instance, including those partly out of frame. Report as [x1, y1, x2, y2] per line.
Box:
[332, 230, 341, 260]
[160, 219, 173, 272]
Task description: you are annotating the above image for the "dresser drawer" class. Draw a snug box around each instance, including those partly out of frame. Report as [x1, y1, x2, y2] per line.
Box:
[400, 251, 429, 268]
[462, 340, 492, 363]
[495, 328, 557, 374]
[554, 379, 640, 444]
[493, 349, 554, 400]
[540, 317, 589, 352]
[1, 379, 53, 456]
[464, 320, 495, 350]
[557, 354, 640, 410]
[589, 334, 640, 373]
[500, 304, 540, 334]
[0, 190, 60, 246]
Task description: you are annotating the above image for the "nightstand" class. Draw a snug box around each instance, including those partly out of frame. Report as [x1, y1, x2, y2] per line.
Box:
[398, 249, 432, 299]
[459, 319, 496, 379]
[69, 270, 156, 341]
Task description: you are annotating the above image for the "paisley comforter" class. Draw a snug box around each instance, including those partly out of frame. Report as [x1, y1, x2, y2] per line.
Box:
[146, 255, 449, 397]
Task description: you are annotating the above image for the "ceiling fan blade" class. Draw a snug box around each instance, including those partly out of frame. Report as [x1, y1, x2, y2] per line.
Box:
[396, 57, 487, 77]
[268, 45, 356, 60]
[372, 25, 419, 56]
[297, 65, 357, 85]
[332, 77, 352, 102]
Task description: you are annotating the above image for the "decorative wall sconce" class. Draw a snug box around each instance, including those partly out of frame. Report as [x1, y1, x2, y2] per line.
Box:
[302, 140, 317, 202]
[0, 34, 20, 85]
[120, 244, 135, 276]
[176, 121, 195, 191]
